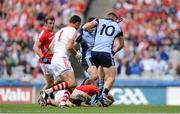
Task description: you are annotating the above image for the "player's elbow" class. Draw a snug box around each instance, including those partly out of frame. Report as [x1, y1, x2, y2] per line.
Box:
[120, 41, 124, 50]
[66, 43, 75, 54]
[119, 37, 124, 50]
[66, 45, 73, 52]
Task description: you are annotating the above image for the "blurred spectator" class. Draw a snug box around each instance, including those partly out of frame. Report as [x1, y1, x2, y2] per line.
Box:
[0, 50, 5, 76]
[129, 53, 142, 76]
[115, 44, 134, 77]
[113, 0, 180, 79]
[5, 50, 16, 77]
[167, 62, 176, 76]
[0, 0, 90, 81]
[176, 62, 180, 76]
[153, 55, 168, 76]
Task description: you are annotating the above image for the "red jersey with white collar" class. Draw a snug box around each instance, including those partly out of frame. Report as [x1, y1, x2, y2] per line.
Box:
[38, 28, 55, 63]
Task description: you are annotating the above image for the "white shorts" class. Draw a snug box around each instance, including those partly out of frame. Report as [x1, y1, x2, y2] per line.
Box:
[40, 63, 54, 76]
[54, 90, 67, 102]
[51, 55, 73, 77]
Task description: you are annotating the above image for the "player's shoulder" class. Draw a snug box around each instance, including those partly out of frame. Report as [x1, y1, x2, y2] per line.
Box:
[40, 28, 50, 36]
[61, 26, 76, 33]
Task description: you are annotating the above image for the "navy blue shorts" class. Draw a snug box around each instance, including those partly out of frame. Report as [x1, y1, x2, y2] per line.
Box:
[91, 51, 115, 68]
[81, 57, 95, 71]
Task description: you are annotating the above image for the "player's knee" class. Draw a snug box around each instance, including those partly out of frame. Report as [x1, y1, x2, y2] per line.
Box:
[68, 81, 77, 88]
[90, 74, 98, 81]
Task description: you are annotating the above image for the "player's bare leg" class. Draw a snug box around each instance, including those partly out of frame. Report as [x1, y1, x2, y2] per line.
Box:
[98, 66, 105, 93]
[39, 70, 76, 107]
[38, 74, 54, 106]
[44, 74, 54, 89]
[87, 65, 98, 85]
[98, 66, 115, 107]
[103, 66, 115, 90]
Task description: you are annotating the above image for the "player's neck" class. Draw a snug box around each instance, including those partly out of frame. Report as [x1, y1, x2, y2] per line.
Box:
[45, 27, 53, 33]
[68, 24, 77, 29]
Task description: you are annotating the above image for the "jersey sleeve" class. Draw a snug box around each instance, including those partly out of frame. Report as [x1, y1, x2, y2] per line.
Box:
[69, 29, 78, 41]
[115, 25, 123, 38]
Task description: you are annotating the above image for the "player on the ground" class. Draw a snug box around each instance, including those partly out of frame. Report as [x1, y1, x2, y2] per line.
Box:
[45, 79, 114, 107]
[33, 15, 55, 90]
[39, 15, 82, 108]
[83, 12, 124, 107]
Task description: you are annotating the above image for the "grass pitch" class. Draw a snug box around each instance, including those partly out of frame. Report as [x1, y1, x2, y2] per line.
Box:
[0, 104, 180, 113]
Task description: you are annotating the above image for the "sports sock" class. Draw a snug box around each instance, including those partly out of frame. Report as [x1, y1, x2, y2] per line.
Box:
[102, 88, 109, 96]
[98, 79, 104, 93]
[45, 82, 69, 94]
[60, 90, 70, 103]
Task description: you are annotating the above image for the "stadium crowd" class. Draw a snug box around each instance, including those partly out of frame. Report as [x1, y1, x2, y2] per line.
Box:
[0, 0, 89, 81]
[0, 0, 180, 82]
[113, 0, 180, 79]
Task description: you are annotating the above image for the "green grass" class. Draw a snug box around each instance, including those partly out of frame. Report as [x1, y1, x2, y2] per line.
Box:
[0, 104, 180, 113]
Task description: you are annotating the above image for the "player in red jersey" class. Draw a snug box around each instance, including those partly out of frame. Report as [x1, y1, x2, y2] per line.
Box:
[70, 79, 114, 106]
[45, 79, 114, 107]
[33, 15, 55, 90]
[39, 15, 82, 108]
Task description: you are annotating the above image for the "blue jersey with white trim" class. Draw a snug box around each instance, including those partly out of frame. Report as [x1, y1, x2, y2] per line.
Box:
[92, 18, 121, 53]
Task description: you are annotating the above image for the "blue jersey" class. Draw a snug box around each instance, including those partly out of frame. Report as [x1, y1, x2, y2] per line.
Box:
[76, 29, 95, 59]
[82, 30, 94, 58]
[92, 18, 122, 53]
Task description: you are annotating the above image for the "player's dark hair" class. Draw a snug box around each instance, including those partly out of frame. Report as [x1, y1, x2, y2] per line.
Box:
[107, 12, 118, 20]
[87, 17, 95, 22]
[44, 15, 55, 23]
[69, 15, 81, 23]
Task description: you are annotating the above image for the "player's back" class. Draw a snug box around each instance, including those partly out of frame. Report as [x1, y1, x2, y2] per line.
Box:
[53, 26, 77, 57]
[81, 30, 95, 59]
[93, 18, 121, 53]
[76, 84, 99, 96]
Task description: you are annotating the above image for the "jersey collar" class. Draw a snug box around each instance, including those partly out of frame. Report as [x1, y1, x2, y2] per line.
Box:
[68, 24, 77, 29]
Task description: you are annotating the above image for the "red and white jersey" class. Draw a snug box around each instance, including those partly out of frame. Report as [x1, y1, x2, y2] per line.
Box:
[38, 28, 55, 63]
[53, 26, 78, 58]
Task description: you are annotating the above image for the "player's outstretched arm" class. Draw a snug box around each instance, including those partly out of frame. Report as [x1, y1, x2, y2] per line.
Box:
[82, 20, 97, 31]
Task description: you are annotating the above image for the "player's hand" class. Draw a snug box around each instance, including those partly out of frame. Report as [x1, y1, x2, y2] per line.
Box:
[75, 51, 82, 62]
[42, 57, 51, 64]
